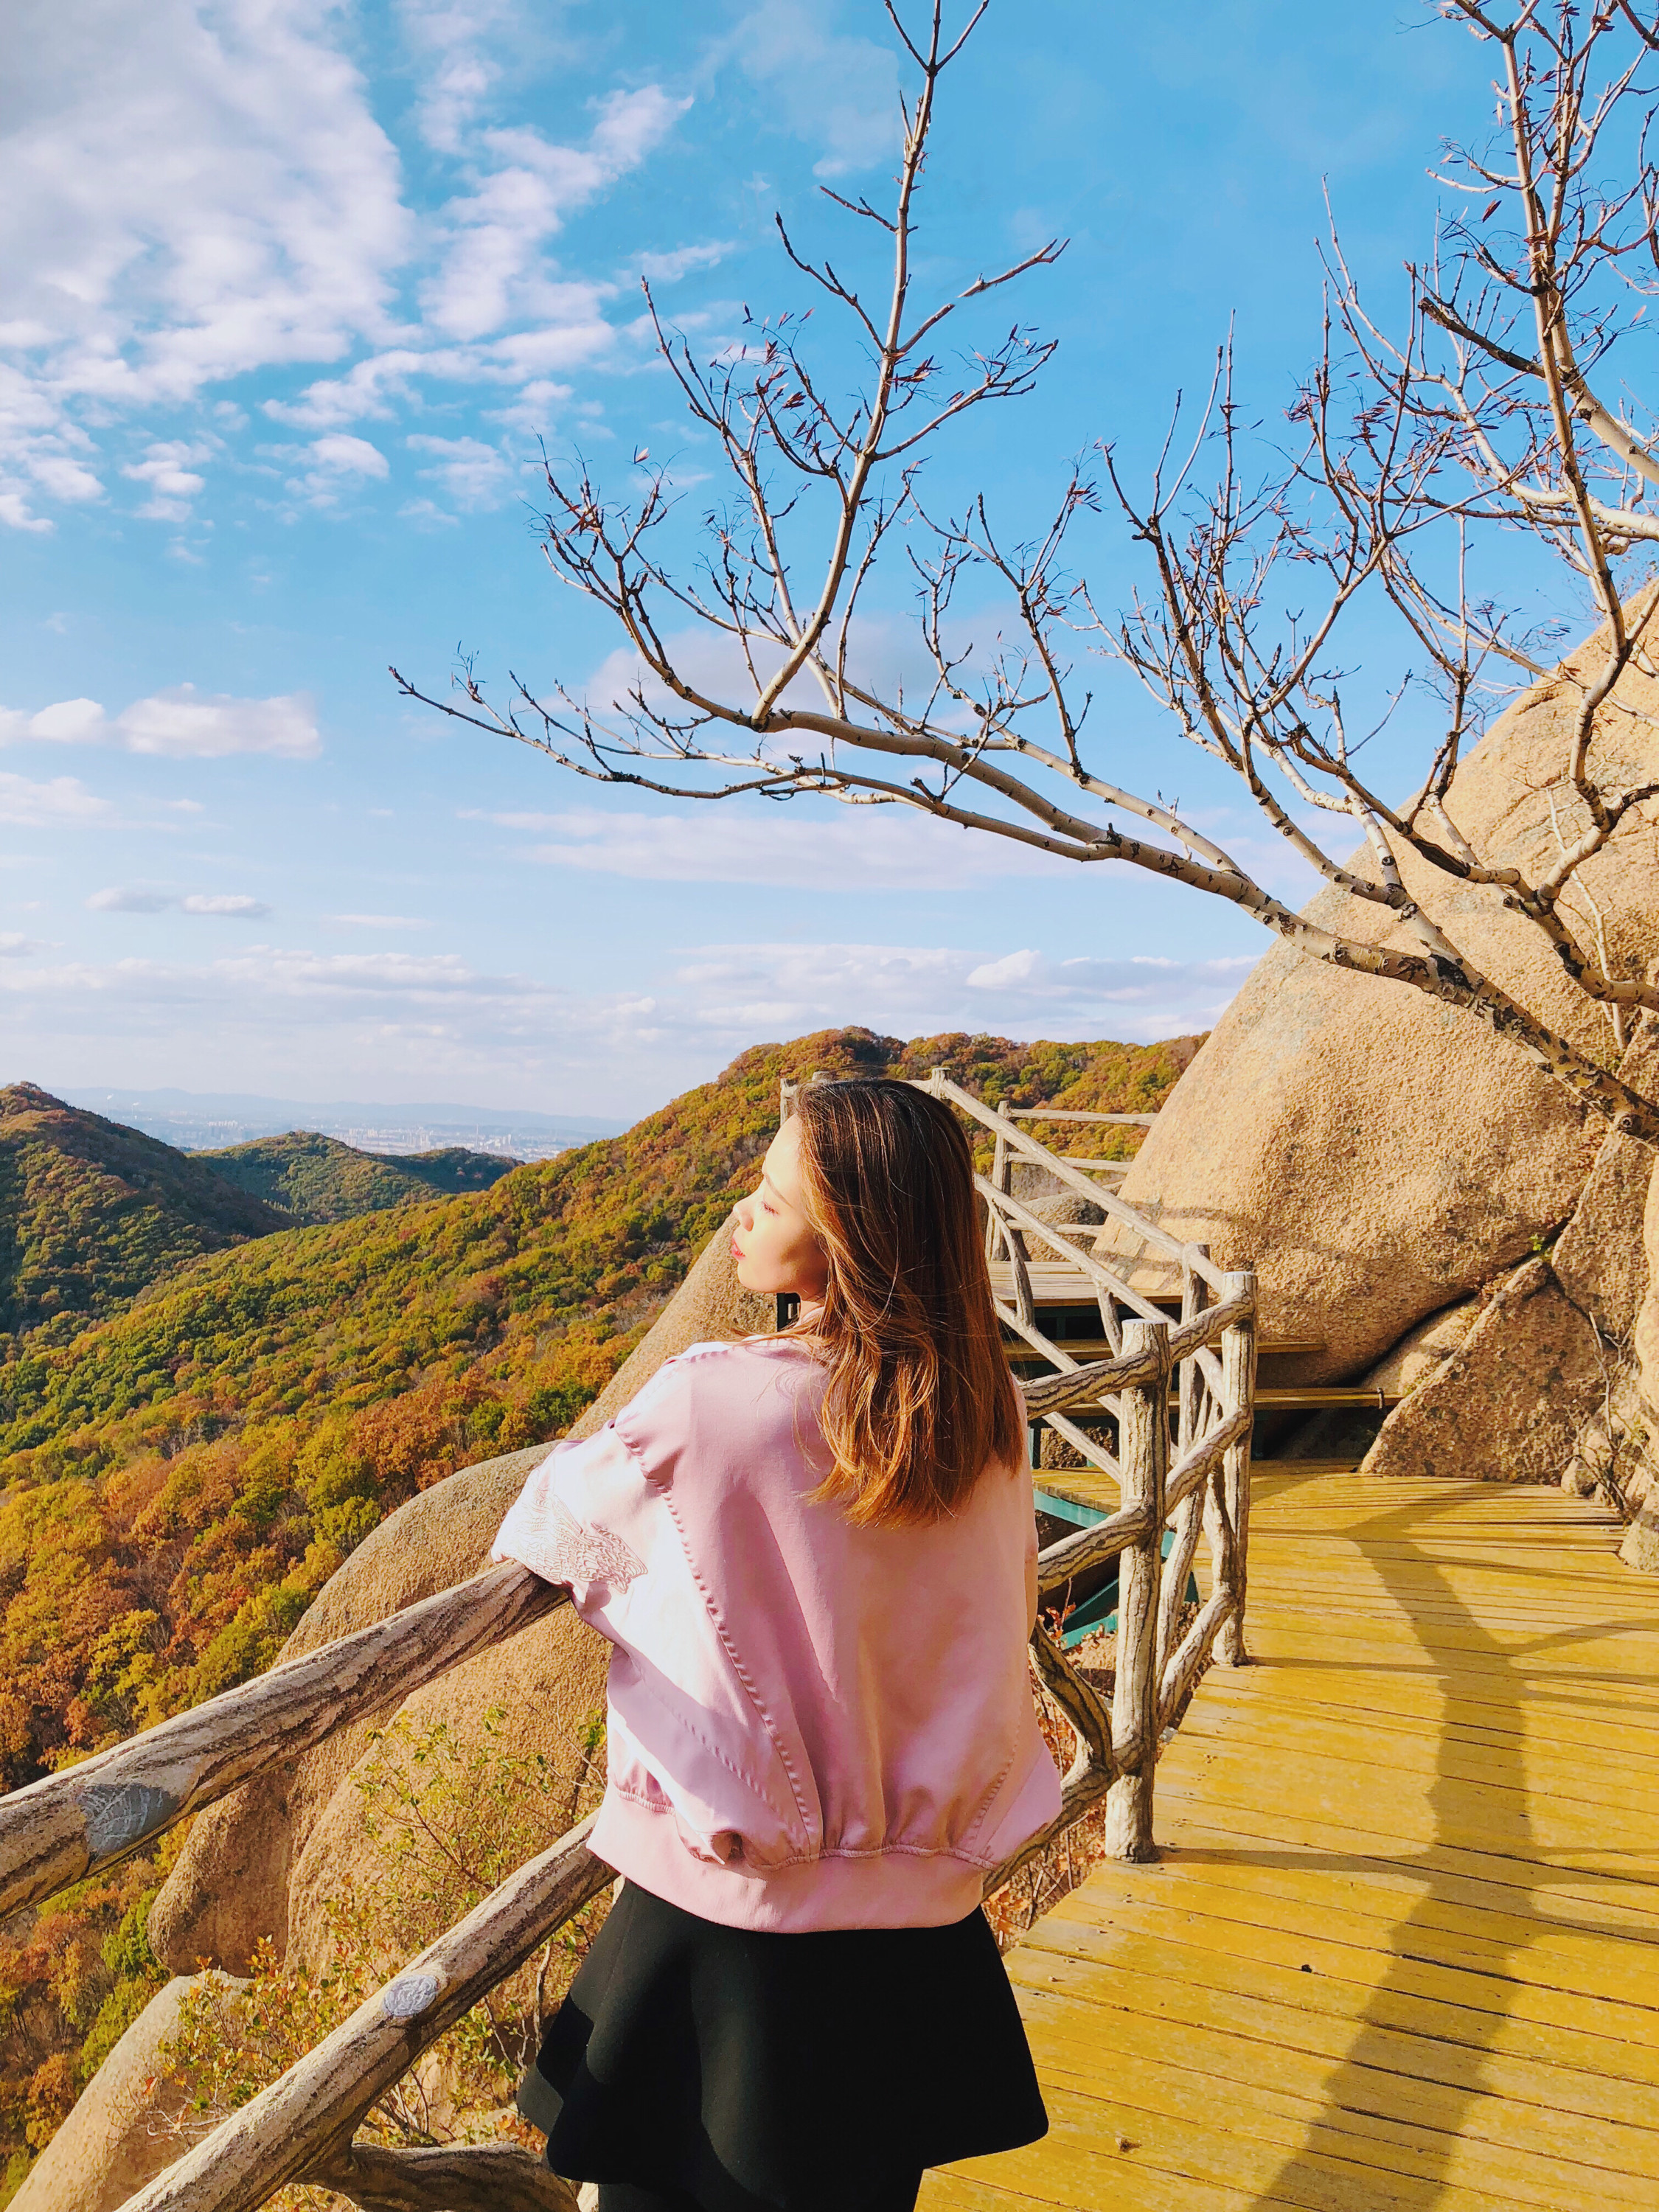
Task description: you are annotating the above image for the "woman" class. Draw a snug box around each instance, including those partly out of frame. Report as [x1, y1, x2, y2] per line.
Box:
[495, 1078, 1059, 2212]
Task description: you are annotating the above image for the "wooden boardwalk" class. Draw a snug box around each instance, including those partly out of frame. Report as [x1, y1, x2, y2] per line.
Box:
[925, 1467, 1659, 2212]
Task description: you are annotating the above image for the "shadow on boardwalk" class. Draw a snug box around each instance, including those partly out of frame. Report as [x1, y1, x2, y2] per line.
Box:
[926, 1468, 1659, 2211]
[1208, 1476, 1655, 2212]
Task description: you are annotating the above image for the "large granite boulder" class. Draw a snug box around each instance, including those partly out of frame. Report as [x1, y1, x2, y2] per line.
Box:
[150, 1217, 770, 1978]
[1358, 1256, 1607, 1484]
[1279, 1298, 1480, 1463]
[1624, 1131, 1659, 1568]
[1097, 642, 1659, 1380]
[147, 1443, 602, 1977]
[10, 1973, 240, 2212]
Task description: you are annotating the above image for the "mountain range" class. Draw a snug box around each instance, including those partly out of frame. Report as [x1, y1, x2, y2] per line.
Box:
[0, 1084, 514, 1348]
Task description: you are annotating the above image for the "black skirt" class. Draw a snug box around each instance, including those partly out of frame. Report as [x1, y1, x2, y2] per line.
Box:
[519, 1880, 1048, 2212]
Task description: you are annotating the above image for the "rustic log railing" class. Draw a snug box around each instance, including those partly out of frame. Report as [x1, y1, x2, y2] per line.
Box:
[0, 1078, 1254, 2212]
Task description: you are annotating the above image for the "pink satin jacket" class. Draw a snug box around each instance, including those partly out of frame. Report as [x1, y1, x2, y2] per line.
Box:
[492, 1336, 1060, 1932]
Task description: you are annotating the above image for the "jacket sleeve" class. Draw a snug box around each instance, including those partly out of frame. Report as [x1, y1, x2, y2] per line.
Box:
[490, 1357, 690, 1606]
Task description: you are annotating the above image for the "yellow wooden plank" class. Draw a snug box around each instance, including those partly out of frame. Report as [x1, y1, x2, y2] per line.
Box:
[926, 2149, 1292, 2212]
[1241, 1573, 1651, 1619]
[1034, 1885, 1659, 2058]
[957, 1463, 1659, 2212]
[1172, 1703, 1659, 1816]
[1242, 1577, 1653, 1623]
[1150, 1779, 1659, 1933]
[1159, 1694, 1659, 1820]
[1151, 1753, 1659, 1879]
[1021, 2020, 1659, 2207]
[952, 2080, 1543, 2212]
[1008, 1941, 1659, 2129]
[1235, 1625, 1659, 1699]
[1109, 1844, 1659, 2006]
[1239, 1597, 1656, 1648]
[1191, 1671, 1659, 1761]
[1008, 1978, 1659, 2185]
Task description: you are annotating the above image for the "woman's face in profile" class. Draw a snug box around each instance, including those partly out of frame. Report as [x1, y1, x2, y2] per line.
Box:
[731, 1116, 830, 1300]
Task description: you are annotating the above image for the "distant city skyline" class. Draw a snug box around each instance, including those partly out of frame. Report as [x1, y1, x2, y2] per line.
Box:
[4, 3, 1476, 1115]
[60, 1084, 628, 1159]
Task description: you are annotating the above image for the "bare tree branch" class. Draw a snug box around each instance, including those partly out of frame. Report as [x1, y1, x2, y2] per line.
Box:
[397, 0, 1659, 1141]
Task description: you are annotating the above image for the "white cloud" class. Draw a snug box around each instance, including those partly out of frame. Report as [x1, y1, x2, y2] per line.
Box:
[327, 912, 430, 928]
[0, 685, 321, 759]
[88, 886, 270, 919]
[0, 772, 115, 825]
[262, 349, 431, 430]
[122, 438, 215, 521]
[1, 6, 696, 526]
[487, 803, 1074, 890]
[636, 242, 731, 285]
[0, 0, 411, 527]
[723, 1, 900, 177]
[88, 887, 173, 914]
[272, 91, 689, 437]
[307, 434, 389, 478]
[282, 432, 391, 509]
[395, 0, 518, 156]
[421, 89, 686, 343]
[963, 947, 1256, 1006]
[407, 432, 514, 508]
[181, 893, 271, 918]
[0, 933, 46, 956]
[664, 940, 1251, 1042]
[0, 934, 1256, 1111]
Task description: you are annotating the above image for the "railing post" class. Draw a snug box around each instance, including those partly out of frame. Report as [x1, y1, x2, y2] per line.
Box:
[1158, 1245, 1209, 1672]
[1105, 1318, 1169, 1862]
[1217, 1267, 1257, 1666]
[985, 1108, 1011, 1261]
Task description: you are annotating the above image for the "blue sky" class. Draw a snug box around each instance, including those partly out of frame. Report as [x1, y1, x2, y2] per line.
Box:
[2, 0, 1478, 1118]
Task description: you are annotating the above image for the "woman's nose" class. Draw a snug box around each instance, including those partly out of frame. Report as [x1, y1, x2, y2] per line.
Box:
[734, 1195, 754, 1227]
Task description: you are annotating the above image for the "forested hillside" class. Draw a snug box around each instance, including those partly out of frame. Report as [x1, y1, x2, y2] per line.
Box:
[198, 1131, 513, 1223]
[0, 1085, 285, 1348]
[0, 1026, 1196, 2188]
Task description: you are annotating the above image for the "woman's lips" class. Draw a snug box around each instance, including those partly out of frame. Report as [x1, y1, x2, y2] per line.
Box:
[731, 1237, 742, 1259]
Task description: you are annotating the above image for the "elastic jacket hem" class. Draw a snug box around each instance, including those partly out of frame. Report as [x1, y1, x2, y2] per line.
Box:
[591, 1791, 992, 1932]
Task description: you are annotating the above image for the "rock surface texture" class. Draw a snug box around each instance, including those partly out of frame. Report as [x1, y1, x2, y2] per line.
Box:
[1347, 1023, 1659, 1518]
[1279, 1299, 1481, 1463]
[147, 1442, 602, 1977]
[1554, 1025, 1659, 1346]
[1365, 1301, 1482, 1400]
[1360, 1256, 1607, 1485]
[1622, 1149, 1659, 1569]
[1096, 653, 1659, 1377]
[10, 1974, 239, 2212]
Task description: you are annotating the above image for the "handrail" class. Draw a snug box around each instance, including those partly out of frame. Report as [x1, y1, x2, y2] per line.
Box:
[0, 1312, 1253, 1932]
[1019, 1291, 1249, 1415]
[83, 1277, 1252, 2212]
[116, 1818, 610, 2212]
[928, 1071, 1225, 1290]
[1036, 1501, 1157, 1593]
[0, 1290, 1253, 1932]
[0, 1563, 566, 1924]
[973, 1171, 1172, 1335]
[1164, 1402, 1253, 1515]
[1001, 1107, 1158, 1125]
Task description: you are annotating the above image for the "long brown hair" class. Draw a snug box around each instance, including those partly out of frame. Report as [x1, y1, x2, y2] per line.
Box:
[788, 1079, 1023, 1527]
